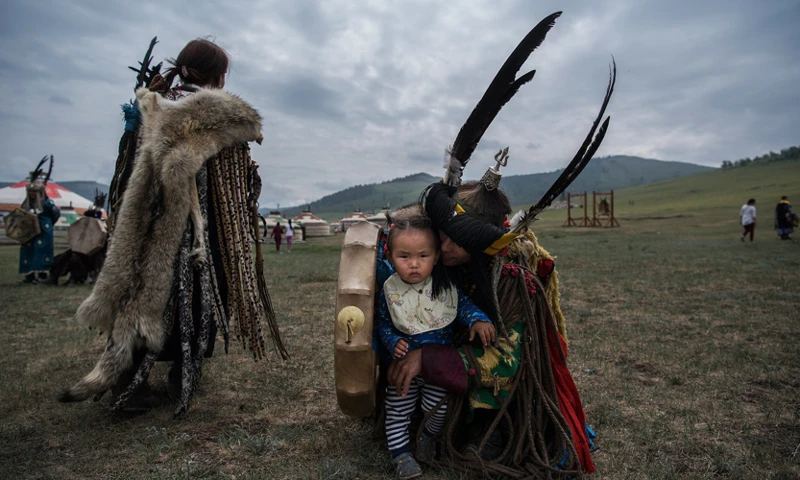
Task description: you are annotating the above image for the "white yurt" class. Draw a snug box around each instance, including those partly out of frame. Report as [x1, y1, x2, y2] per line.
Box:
[260, 210, 304, 242]
[0, 181, 94, 214]
[338, 209, 368, 232]
[293, 209, 331, 237]
[365, 210, 390, 229]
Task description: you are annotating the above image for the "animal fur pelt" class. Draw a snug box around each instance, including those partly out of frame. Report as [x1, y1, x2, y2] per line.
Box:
[59, 87, 263, 402]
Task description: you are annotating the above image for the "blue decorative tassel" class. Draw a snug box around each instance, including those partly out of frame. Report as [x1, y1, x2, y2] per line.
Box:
[121, 101, 140, 132]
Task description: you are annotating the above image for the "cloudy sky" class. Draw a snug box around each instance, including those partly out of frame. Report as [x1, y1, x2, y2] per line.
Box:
[1, 0, 798, 207]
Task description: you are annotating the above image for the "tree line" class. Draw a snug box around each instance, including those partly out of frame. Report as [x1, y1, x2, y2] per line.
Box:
[721, 146, 799, 169]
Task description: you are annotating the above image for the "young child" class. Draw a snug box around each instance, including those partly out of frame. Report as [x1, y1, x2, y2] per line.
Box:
[377, 216, 495, 479]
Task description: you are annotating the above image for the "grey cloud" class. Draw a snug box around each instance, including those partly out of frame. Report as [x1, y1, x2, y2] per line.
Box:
[0, 0, 798, 206]
[273, 76, 344, 120]
[48, 95, 72, 106]
[313, 179, 353, 191]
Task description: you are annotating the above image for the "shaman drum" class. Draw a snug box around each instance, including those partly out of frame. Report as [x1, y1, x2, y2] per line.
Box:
[334, 220, 382, 418]
[5, 208, 41, 245]
[68, 216, 108, 255]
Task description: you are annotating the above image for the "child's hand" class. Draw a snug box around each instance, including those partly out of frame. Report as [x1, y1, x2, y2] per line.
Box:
[469, 321, 496, 346]
[394, 339, 409, 359]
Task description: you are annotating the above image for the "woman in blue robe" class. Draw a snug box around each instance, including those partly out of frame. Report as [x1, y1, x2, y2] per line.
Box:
[19, 185, 60, 283]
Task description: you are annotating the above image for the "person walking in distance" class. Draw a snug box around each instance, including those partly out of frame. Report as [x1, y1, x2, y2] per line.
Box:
[740, 198, 756, 242]
[270, 221, 283, 253]
[285, 219, 294, 253]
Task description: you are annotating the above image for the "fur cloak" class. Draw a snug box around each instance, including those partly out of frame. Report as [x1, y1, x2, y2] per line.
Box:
[60, 87, 262, 402]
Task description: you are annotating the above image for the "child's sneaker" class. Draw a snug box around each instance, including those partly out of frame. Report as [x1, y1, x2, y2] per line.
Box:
[416, 432, 436, 464]
[392, 452, 422, 479]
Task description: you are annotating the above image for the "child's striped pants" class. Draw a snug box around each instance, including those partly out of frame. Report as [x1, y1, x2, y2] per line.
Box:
[385, 375, 448, 457]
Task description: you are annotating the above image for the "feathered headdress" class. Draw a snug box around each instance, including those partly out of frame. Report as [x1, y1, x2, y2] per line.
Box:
[92, 189, 107, 211]
[28, 154, 53, 187]
[425, 11, 616, 254]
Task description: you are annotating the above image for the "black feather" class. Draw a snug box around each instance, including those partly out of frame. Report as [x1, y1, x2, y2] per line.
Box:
[450, 12, 562, 166]
[518, 57, 617, 226]
[130, 37, 159, 91]
[44, 154, 54, 184]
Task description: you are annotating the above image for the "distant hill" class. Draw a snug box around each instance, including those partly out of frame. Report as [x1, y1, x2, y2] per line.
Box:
[594, 152, 800, 218]
[0, 180, 110, 204]
[273, 155, 712, 220]
[273, 172, 440, 220]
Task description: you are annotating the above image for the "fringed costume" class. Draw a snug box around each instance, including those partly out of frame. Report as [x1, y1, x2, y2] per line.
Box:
[17, 156, 59, 283]
[775, 198, 795, 240]
[384, 12, 616, 478]
[59, 43, 287, 416]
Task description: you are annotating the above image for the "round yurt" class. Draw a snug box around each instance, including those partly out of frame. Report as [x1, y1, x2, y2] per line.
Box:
[261, 210, 287, 239]
[293, 209, 331, 237]
[260, 210, 304, 243]
[365, 210, 390, 229]
[0, 181, 94, 214]
[338, 209, 368, 233]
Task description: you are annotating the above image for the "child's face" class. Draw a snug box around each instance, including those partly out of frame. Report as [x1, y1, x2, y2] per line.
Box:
[388, 228, 439, 284]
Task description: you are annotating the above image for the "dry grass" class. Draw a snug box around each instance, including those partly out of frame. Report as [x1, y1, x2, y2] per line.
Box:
[0, 211, 798, 479]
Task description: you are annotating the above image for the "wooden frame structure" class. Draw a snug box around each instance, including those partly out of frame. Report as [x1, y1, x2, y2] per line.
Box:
[562, 192, 589, 227]
[590, 190, 621, 227]
[563, 190, 621, 227]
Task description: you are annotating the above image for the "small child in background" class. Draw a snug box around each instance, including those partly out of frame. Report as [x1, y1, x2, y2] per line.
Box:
[285, 219, 294, 253]
[377, 215, 494, 479]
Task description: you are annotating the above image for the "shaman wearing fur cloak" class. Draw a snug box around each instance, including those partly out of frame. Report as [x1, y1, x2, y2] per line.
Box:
[59, 39, 287, 416]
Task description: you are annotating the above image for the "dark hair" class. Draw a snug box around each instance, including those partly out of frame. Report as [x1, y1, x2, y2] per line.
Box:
[164, 38, 229, 88]
[782, 196, 788, 200]
[386, 214, 452, 299]
[747, 198, 756, 205]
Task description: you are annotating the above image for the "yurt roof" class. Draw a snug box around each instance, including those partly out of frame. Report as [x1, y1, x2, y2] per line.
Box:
[293, 211, 327, 224]
[366, 211, 389, 221]
[340, 210, 368, 222]
[0, 181, 93, 214]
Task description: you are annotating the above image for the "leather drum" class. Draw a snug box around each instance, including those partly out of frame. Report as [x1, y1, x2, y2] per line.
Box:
[5, 208, 41, 245]
[334, 220, 382, 418]
[68, 216, 108, 255]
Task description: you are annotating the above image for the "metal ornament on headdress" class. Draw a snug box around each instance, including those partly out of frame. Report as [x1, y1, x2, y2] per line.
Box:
[480, 147, 509, 191]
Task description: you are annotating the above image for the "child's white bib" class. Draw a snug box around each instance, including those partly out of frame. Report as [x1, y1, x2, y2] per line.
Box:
[383, 273, 458, 335]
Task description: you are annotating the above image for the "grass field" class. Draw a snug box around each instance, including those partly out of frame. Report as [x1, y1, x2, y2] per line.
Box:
[1, 164, 799, 479]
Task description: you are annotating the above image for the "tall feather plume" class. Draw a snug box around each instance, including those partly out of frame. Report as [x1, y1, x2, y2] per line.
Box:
[512, 57, 617, 232]
[44, 154, 54, 185]
[444, 12, 562, 186]
[128, 37, 160, 91]
[29, 155, 49, 183]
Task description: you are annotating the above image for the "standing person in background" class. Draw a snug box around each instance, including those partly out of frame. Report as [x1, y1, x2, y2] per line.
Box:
[740, 198, 757, 242]
[17, 157, 60, 284]
[285, 219, 294, 253]
[270, 221, 283, 253]
[775, 196, 794, 240]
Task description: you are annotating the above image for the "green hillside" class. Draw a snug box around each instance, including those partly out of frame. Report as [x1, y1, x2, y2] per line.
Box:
[531, 157, 800, 228]
[501, 155, 711, 206]
[276, 155, 711, 221]
[277, 173, 440, 221]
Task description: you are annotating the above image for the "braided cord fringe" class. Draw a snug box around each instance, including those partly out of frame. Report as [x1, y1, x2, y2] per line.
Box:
[422, 259, 582, 479]
[209, 145, 287, 359]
